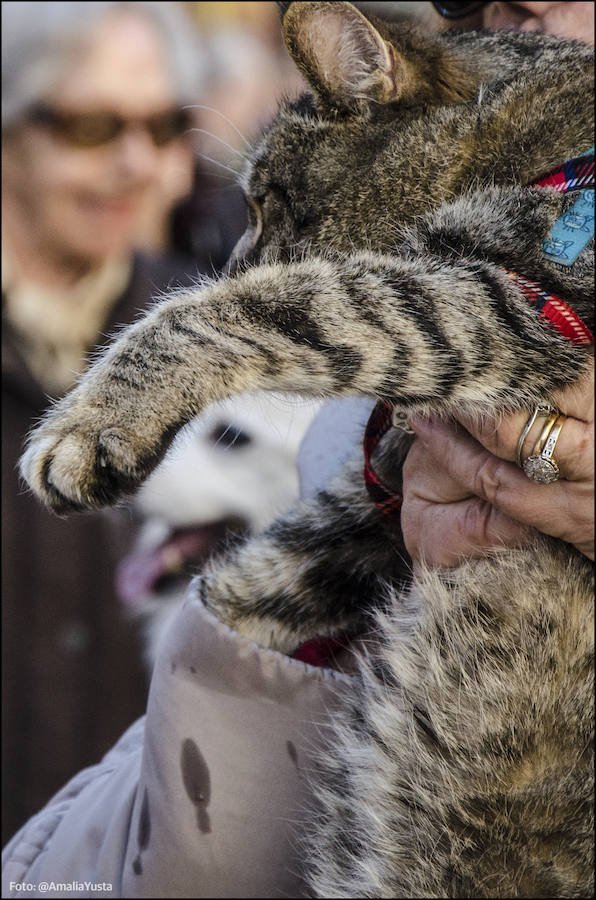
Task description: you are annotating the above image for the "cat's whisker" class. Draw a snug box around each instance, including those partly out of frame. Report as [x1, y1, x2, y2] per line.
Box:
[189, 127, 248, 160]
[184, 103, 253, 150]
[199, 153, 241, 178]
[198, 169, 238, 183]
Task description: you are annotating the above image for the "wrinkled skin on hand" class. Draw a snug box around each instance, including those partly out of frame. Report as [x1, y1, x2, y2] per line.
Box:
[402, 359, 595, 566]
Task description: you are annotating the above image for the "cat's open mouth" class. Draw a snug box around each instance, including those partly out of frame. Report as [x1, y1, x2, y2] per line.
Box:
[115, 518, 246, 608]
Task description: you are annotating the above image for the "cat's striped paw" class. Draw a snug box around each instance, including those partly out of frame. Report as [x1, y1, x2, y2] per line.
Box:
[20, 396, 149, 513]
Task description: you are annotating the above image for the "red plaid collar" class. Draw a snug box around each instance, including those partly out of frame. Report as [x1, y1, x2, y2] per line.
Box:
[531, 151, 594, 192]
[364, 155, 594, 518]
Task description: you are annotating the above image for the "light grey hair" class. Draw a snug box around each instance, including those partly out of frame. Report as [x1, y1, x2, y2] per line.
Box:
[2, 1, 211, 131]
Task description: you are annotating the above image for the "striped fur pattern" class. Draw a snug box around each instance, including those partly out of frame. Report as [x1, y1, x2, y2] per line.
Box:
[20, 3, 594, 896]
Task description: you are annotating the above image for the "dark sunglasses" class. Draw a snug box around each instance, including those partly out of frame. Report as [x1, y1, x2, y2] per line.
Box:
[28, 104, 193, 148]
[431, 2, 488, 19]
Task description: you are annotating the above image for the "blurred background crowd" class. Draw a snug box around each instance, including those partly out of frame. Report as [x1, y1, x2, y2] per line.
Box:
[1, 0, 309, 844]
[1, 0, 424, 845]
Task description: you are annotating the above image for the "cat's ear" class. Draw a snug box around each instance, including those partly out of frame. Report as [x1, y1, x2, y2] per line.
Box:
[283, 1, 476, 113]
[283, 1, 409, 111]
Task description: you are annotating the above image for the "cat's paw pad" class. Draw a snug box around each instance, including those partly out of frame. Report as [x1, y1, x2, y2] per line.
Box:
[20, 420, 143, 513]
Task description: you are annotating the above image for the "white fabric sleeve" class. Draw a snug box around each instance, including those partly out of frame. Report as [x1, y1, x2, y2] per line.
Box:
[3, 587, 353, 898]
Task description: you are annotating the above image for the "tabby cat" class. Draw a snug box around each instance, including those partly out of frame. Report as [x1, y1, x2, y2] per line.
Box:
[20, 2, 594, 896]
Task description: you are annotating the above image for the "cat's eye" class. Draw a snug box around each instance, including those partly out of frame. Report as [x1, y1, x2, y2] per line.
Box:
[245, 196, 263, 245]
[246, 197, 259, 226]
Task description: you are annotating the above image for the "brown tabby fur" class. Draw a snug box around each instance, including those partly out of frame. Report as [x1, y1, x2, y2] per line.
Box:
[20, 3, 594, 896]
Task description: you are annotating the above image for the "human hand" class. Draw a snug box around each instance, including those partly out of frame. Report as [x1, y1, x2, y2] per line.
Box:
[401, 359, 594, 568]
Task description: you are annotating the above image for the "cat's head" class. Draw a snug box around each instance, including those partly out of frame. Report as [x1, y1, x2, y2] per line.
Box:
[227, 1, 485, 271]
[227, 1, 561, 270]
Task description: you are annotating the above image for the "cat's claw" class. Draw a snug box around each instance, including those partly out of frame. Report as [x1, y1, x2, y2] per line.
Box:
[20, 408, 146, 513]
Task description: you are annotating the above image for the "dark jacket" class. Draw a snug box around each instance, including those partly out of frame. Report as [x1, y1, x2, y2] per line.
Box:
[1, 252, 197, 844]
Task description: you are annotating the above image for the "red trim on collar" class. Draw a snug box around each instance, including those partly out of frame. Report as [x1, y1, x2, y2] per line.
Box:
[530, 152, 594, 192]
[363, 401, 402, 518]
[500, 270, 594, 346]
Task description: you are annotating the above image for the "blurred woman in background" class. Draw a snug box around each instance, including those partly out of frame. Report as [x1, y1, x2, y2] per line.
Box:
[1, 0, 211, 843]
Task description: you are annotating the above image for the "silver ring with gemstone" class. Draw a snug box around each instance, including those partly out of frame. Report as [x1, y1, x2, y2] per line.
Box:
[522, 414, 564, 484]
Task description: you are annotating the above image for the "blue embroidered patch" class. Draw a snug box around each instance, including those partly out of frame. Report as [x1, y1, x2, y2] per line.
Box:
[542, 147, 595, 266]
[543, 188, 595, 266]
